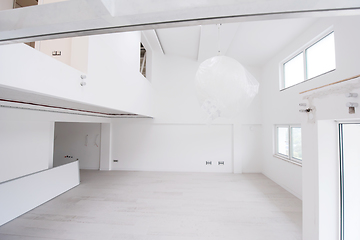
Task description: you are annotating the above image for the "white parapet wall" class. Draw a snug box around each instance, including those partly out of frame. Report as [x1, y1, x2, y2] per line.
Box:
[0, 161, 80, 226]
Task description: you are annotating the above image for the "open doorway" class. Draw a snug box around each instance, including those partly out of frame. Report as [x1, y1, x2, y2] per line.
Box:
[53, 122, 101, 170]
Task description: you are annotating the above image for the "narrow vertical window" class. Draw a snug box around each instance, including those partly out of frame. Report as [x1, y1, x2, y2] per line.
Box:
[140, 43, 147, 78]
[277, 127, 289, 157]
[291, 127, 302, 160]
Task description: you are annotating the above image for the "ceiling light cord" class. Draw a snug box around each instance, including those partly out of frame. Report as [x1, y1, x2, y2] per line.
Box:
[217, 23, 222, 55]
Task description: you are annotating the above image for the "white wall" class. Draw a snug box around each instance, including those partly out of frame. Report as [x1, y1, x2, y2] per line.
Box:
[260, 15, 360, 240]
[0, 0, 13, 11]
[112, 119, 233, 172]
[0, 32, 152, 116]
[37, 36, 89, 73]
[70, 36, 89, 73]
[38, 38, 72, 67]
[111, 51, 263, 173]
[86, 32, 153, 116]
[54, 122, 101, 170]
[0, 106, 111, 182]
[100, 123, 112, 170]
[0, 120, 53, 183]
[0, 161, 80, 226]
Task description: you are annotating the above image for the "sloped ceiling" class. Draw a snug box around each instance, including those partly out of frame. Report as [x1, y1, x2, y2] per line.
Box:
[154, 17, 315, 67]
[226, 18, 316, 66]
[156, 26, 201, 60]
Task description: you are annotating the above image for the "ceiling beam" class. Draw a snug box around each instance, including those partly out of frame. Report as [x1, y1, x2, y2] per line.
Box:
[0, 0, 360, 44]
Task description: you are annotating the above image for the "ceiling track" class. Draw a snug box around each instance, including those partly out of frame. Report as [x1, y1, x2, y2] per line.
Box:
[0, 98, 151, 118]
[1, 7, 360, 45]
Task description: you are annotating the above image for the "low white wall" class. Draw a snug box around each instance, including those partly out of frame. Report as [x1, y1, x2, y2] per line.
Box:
[0, 161, 80, 226]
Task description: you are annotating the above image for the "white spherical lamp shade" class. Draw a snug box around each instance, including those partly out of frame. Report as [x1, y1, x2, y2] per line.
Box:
[195, 56, 259, 120]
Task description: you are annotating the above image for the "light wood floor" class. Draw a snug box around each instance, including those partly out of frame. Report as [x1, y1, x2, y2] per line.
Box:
[0, 171, 302, 240]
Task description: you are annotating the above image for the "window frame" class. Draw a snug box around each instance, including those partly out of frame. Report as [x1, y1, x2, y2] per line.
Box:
[274, 124, 302, 166]
[280, 28, 336, 90]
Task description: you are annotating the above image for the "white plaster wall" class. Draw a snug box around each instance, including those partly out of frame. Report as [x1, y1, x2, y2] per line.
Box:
[54, 122, 101, 170]
[87, 32, 153, 116]
[37, 36, 88, 73]
[111, 52, 263, 173]
[0, 120, 53, 183]
[0, 32, 152, 116]
[261, 15, 360, 240]
[70, 36, 89, 73]
[112, 119, 233, 172]
[38, 38, 72, 67]
[0, 106, 111, 183]
[0, 0, 13, 11]
[100, 123, 112, 171]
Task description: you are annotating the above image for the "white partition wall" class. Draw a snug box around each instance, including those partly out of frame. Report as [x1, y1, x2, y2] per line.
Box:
[0, 161, 80, 226]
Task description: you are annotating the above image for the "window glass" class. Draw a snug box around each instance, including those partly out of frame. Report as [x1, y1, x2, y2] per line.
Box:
[277, 127, 289, 156]
[306, 32, 336, 79]
[283, 53, 304, 88]
[140, 43, 147, 78]
[291, 127, 302, 160]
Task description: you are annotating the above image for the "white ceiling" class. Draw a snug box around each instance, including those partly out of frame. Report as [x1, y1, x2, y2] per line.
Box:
[155, 17, 316, 67]
[156, 26, 201, 60]
[0, 0, 359, 44]
[226, 18, 316, 66]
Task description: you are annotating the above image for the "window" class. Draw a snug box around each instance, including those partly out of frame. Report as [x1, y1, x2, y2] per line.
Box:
[339, 123, 360, 240]
[140, 43, 147, 78]
[281, 31, 336, 89]
[283, 53, 304, 88]
[275, 125, 302, 165]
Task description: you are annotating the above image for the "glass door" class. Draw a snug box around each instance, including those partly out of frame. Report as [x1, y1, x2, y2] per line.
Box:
[339, 123, 360, 240]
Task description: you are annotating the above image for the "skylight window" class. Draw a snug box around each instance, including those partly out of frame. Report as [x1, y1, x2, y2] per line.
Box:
[281, 31, 336, 89]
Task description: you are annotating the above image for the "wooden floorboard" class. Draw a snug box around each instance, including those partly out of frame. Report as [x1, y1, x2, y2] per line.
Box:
[0, 170, 302, 240]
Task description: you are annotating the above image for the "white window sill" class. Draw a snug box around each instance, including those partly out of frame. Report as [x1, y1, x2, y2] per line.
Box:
[273, 154, 302, 167]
